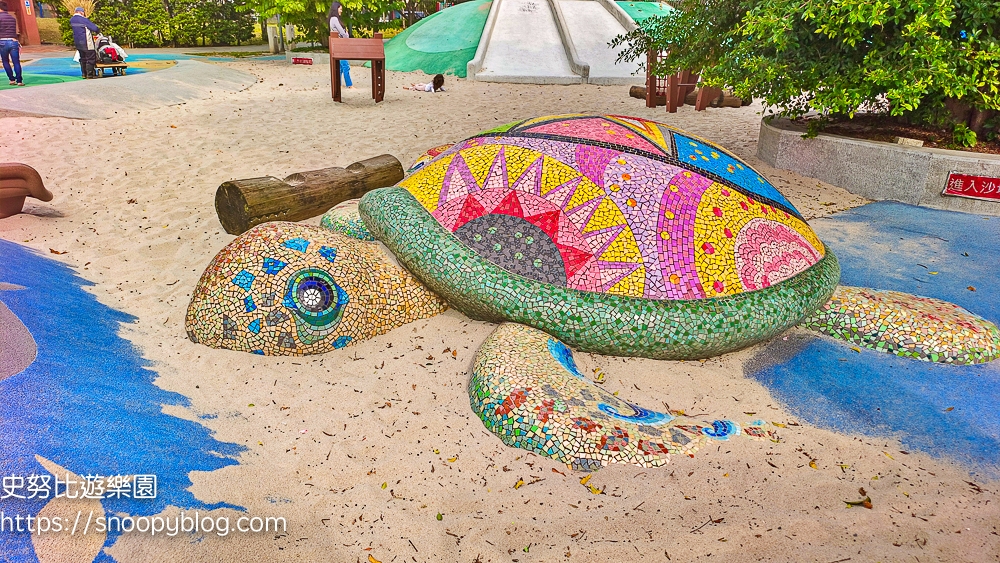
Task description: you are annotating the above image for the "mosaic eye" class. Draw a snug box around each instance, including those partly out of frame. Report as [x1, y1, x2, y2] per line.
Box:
[285, 269, 349, 333]
[297, 278, 331, 312]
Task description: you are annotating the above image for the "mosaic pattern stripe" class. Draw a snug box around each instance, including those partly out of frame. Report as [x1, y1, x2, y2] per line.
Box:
[470, 323, 763, 471]
[359, 187, 841, 360]
[801, 286, 1000, 364]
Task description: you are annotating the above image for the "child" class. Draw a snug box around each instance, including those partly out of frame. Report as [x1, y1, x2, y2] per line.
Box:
[327, 1, 353, 89]
[404, 74, 445, 93]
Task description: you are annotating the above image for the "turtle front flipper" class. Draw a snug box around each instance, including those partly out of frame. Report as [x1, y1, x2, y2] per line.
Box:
[470, 323, 766, 471]
[800, 286, 1000, 364]
[186, 223, 446, 355]
[320, 199, 376, 241]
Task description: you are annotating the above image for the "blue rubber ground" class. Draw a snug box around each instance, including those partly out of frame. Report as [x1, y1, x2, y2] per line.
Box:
[0, 241, 243, 561]
[747, 202, 1000, 476]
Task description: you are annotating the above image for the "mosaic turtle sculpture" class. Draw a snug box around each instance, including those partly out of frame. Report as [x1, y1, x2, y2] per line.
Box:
[187, 115, 1000, 470]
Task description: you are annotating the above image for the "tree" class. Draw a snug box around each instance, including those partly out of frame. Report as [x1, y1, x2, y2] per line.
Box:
[58, 0, 253, 47]
[614, 0, 1000, 145]
[239, 0, 402, 45]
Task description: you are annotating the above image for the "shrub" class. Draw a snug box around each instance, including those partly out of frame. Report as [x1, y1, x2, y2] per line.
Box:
[614, 0, 1000, 135]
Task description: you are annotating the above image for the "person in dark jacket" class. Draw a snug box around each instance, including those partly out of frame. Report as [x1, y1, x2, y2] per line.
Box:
[0, 0, 23, 86]
[70, 7, 99, 78]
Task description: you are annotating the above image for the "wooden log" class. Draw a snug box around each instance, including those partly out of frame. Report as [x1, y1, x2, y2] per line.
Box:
[630, 85, 667, 105]
[215, 154, 404, 235]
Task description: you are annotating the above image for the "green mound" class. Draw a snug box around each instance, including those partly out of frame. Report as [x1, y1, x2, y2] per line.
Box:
[384, 0, 492, 78]
[616, 1, 675, 22]
[0, 74, 82, 90]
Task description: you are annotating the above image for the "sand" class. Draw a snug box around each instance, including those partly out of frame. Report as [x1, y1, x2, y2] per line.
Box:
[1, 60, 997, 562]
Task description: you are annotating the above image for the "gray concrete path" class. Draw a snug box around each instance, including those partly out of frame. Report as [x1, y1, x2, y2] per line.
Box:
[0, 60, 255, 119]
[560, 0, 639, 85]
[475, 0, 579, 84]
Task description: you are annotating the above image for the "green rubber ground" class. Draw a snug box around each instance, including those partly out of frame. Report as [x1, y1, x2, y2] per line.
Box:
[616, 1, 674, 22]
[0, 73, 82, 90]
[384, 0, 492, 78]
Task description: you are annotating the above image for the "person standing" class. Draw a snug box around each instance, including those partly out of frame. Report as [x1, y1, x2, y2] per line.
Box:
[327, 1, 353, 89]
[70, 6, 98, 79]
[0, 1, 23, 86]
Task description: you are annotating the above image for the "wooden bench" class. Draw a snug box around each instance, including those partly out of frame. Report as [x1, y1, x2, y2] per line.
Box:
[645, 49, 721, 113]
[330, 33, 386, 103]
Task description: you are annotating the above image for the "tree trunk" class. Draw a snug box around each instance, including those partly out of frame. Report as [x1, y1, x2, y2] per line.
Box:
[214, 155, 405, 235]
[969, 108, 994, 137]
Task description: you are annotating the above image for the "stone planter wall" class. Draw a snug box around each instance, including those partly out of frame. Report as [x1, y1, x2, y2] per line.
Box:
[758, 117, 1000, 216]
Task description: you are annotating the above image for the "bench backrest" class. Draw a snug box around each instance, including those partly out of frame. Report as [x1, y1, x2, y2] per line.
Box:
[329, 36, 385, 60]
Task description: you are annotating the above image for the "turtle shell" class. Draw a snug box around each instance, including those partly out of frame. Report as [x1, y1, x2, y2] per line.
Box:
[360, 114, 839, 359]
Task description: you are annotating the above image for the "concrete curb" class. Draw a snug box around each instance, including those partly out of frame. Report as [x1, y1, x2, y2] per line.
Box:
[467, 0, 504, 80]
[0, 60, 256, 119]
[758, 117, 1000, 216]
[546, 0, 589, 83]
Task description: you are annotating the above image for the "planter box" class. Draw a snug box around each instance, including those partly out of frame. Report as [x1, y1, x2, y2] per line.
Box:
[758, 117, 1000, 216]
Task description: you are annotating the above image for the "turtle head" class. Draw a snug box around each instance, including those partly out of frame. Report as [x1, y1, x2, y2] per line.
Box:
[185, 222, 446, 355]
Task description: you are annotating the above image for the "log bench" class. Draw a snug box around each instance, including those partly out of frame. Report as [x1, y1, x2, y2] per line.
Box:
[214, 154, 404, 235]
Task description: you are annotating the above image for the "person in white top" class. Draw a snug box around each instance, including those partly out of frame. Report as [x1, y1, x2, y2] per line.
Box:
[327, 1, 353, 89]
[404, 74, 445, 93]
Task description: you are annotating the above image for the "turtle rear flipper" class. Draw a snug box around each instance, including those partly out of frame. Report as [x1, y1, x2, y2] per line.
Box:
[800, 286, 1000, 365]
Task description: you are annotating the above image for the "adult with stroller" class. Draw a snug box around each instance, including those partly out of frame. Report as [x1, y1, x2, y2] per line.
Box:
[70, 6, 99, 79]
[0, 0, 23, 86]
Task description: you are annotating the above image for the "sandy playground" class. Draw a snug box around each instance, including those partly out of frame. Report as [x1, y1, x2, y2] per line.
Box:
[0, 60, 997, 562]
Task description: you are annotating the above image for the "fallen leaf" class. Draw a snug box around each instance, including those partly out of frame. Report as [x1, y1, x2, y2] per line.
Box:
[809, 460, 818, 470]
[368, 555, 382, 563]
[771, 422, 787, 428]
[883, 451, 895, 460]
[579, 474, 592, 486]
[845, 496, 873, 509]
[929, 271, 938, 275]
[447, 456, 458, 463]
[551, 468, 566, 476]
[968, 286, 976, 292]
[436, 513, 443, 521]
[859, 487, 867, 495]
[514, 479, 524, 490]
[381, 482, 387, 489]
[945, 406, 954, 412]
[169, 125, 177, 128]
[433, 449, 440, 454]
[247, 403, 254, 407]
[586, 484, 603, 495]
[49, 249, 67, 255]
[850, 346, 861, 353]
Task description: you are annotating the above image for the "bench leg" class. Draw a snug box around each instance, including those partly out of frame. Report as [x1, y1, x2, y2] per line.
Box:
[376, 61, 385, 103]
[666, 74, 679, 113]
[331, 58, 342, 102]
